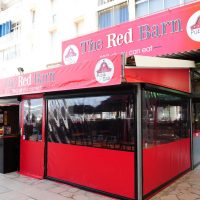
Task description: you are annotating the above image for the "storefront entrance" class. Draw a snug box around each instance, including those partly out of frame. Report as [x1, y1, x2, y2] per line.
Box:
[142, 87, 191, 196]
[45, 88, 136, 199]
[0, 101, 20, 173]
[20, 96, 45, 178]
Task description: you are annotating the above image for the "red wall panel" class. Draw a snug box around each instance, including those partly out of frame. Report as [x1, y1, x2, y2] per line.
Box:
[20, 140, 44, 179]
[19, 97, 45, 179]
[125, 68, 190, 93]
[143, 138, 191, 195]
[47, 143, 135, 199]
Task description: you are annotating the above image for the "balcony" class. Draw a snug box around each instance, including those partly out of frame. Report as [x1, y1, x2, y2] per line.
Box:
[0, 27, 21, 49]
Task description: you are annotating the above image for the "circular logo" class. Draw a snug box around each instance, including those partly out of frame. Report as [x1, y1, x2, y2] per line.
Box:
[63, 45, 79, 65]
[94, 58, 114, 84]
[187, 10, 200, 42]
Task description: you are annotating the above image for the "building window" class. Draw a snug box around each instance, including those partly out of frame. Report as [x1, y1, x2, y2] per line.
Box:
[31, 10, 36, 24]
[0, 45, 20, 62]
[0, 21, 12, 37]
[75, 19, 84, 36]
[98, 2, 129, 30]
[10, 21, 21, 34]
[136, 0, 197, 18]
[98, 0, 114, 6]
[50, 31, 57, 47]
[51, 14, 57, 24]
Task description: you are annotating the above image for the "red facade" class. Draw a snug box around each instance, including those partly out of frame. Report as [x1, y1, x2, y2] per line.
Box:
[0, 1, 199, 200]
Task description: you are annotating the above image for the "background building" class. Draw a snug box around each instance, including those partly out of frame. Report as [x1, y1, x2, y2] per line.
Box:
[0, 0, 198, 78]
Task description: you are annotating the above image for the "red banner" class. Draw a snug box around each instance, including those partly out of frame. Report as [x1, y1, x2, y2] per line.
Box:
[125, 68, 190, 93]
[0, 55, 121, 97]
[62, 1, 200, 66]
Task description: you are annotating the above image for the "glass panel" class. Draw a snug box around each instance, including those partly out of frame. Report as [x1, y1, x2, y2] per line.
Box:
[149, 0, 163, 14]
[98, 8, 112, 29]
[143, 90, 190, 195]
[136, 1, 148, 18]
[193, 103, 200, 133]
[114, 3, 129, 25]
[165, 0, 180, 9]
[23, 98, 43, 141]
[47, 93, 135, 151]
[185, 0, 196, 3]
[142, 91, 189, 147]
[192, 102, 200, 166]
[191, 70, 200, 94]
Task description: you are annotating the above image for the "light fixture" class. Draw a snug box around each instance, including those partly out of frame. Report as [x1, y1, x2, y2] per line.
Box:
[17, 67, 24, 75]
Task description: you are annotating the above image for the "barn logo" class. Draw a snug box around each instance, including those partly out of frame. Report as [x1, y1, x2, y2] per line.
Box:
[94, 58, 114, 84]
[187, 10, 200, 42]
[63, 45, 79, 65]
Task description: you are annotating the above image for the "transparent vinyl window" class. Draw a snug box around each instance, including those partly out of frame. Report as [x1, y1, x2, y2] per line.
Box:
[142, 91, 189, 148]
[23, 99, 43, 141]
[47, 93, 135, 151]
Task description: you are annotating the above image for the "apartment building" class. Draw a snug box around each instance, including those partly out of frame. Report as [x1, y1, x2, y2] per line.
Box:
[0, 0, 197, 78]
[0, 1, 199, 200]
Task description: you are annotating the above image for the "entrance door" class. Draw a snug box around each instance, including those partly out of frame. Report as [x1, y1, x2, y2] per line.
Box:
[20, 96, 45, 178]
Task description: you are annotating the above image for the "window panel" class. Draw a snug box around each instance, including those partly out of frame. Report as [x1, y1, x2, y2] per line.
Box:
[47, 93, 135, 151]
[98, 2, 129, 29]
[142, 91, 189, 148]
[98, 8, 112, 29]
[114, 3, 129, 25]
[136, 1, 148, 18]
[164, 0, 180, 9]
[98, 0, 114, 6]
[23, 99, 43, 141]
[193, 103, 200, 133]
[149, 0, 163, 14]
[184, 0, 196, 3]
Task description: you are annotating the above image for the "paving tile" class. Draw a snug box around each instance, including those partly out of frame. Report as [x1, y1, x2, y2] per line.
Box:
[67, 187, 80, 193]
[177, 193, 199, 200]
[0, 191, 28, 200]
[60, 190, 74, 198]
[0, 186, 11, 194]
[188, 187, 200, 195]
[160, 195, 179, 200]
[73, 194, 95, 200]
[33, 182, 57, 190]
[47, 186, 68, 193]
[4, 172, 20, 179]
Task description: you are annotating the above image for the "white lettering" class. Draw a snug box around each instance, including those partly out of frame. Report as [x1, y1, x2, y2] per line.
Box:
[107, 28, 134, 48]
[18, 74, 32, 87]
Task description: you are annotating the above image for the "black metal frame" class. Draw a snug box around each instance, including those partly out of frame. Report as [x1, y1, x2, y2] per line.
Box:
[44, 84, 137, 200]
[42, 82, 193, 200]
[141, 83, 191, 199]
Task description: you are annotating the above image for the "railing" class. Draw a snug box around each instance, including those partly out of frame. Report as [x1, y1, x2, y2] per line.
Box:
[0, 27, 21, 46]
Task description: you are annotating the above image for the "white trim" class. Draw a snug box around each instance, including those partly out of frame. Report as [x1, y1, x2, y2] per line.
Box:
[97, 0, 127, 11]
[126, 55, 196, 68]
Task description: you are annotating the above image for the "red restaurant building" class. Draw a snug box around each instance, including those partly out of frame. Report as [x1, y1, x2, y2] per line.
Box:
[0, 1, 199, 200]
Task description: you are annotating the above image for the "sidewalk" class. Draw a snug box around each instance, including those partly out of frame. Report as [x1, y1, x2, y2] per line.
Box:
[0, 166, 199, 200]
[0, 172, 115, 200]
[151, 165, 200, 200]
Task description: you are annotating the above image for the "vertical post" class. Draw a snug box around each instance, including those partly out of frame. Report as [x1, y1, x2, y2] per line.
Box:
[190, 70, 194, 169]
[190, 98, 194, 169]
[136, 84, 143, 200]
[121, 53, 126, 82]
